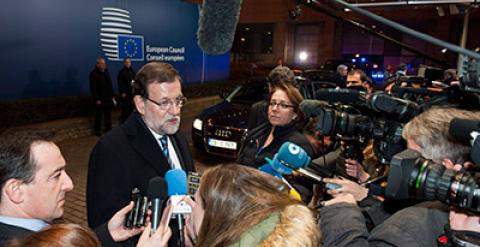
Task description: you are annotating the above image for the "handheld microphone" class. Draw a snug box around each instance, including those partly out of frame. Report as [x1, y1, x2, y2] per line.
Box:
[272, 142, 322, 182]
[273, 142, 341, 190]
[197, 0, 242, 55]
[259, 157, 301, 201]
[165, 169, 190, 247]
[147, 177, 168, 234]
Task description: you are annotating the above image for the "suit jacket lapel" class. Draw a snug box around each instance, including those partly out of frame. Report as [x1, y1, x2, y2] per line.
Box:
[123, 113, 170, 176]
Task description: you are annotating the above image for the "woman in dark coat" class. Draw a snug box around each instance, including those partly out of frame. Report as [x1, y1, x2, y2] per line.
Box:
[237, 83, 314, 201]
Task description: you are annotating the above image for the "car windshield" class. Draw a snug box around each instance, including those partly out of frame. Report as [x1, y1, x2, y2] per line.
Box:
[227, 83, 266, 104]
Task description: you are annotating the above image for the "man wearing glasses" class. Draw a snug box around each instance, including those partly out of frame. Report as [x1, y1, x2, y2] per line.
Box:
[87, 62, 195, 246]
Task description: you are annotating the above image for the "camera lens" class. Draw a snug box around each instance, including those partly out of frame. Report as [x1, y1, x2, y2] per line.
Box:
[408, 159, 480, 213]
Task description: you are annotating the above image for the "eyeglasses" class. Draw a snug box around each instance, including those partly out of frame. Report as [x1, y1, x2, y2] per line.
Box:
[145, 96, 187, 110]
[269, 101, 294, 110]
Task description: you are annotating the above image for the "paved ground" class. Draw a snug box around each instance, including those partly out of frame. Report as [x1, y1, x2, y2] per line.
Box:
[58, 103, 232, 226]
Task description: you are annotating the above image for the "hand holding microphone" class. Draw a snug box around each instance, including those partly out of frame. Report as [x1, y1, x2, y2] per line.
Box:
[137, 203, 172, 247]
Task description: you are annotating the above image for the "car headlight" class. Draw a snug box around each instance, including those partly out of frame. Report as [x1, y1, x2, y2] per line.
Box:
[193, 118, 203, 131]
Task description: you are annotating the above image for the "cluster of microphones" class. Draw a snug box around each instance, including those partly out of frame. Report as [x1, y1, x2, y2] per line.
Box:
[125, 170, 199, 246]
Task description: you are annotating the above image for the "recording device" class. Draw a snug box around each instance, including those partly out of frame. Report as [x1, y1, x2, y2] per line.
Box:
[368, 92, 421, 123]
[165, 169, 191, 247]
[385, 149, 480, 213]
[187, 171, 201, 195]
[300, 99, 372, 137]
[270, 142, 341, 190]
[148, 177, 168, 233]
[124, 187, 148, 228]
[449, 118, 480, 166]
[197, 0, 242, 55]
[301, 94, 413, 163]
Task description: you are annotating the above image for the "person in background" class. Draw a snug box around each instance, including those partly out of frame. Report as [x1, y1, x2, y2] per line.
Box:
[395, 63, 407, 82]
[247, 66, 296, 130]
[346, 69, 374, 94]
[118, 57, 136, 123]
[334, 64, 348, 88]
[184, 164, 319, 247]
[89, 58, 115, 136]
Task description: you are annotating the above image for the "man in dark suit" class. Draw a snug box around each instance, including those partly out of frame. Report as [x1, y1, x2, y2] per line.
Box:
[87, 62, 195, 246]
[90, 57, 115, 136]
[0, 133, 143, 246]
[118, 57, 135, 123]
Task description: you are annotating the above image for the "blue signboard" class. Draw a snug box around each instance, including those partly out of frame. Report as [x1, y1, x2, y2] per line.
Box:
[0, 0, 230, 100]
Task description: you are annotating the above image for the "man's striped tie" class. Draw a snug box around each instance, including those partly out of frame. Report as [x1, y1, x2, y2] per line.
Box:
[159, 136, 173, 168]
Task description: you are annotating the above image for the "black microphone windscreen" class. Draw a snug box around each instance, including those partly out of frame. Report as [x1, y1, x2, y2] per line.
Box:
[449, 118, 480, 141]
[147, 177, 168, 200]
[197, 0, 242, 55]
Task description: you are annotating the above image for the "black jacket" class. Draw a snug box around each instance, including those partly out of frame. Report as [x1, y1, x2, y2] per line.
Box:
[117, 67, 135, 98]
[320, 203, 448, 247]
[334, 73, 347, 88]
[237, 121, 314, 168]
[236, 121, 315, 202]
[89, 67, 114, 105]
[0, 222, 119, 247]
[87, 112, 194, 246]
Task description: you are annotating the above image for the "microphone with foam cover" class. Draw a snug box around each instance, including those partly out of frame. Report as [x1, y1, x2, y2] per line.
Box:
[197, 0, 243, 55]
[272, 142, 327, 182]
[147, 177, 168, 233]
[165, 169, 190, 247]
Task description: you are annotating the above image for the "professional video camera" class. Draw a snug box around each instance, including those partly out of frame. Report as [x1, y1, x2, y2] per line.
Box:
[385, 149, 480, 213]
[386, 118, 480, 213]
[390, 57, 480, 109]
[301, 90, 422, 164]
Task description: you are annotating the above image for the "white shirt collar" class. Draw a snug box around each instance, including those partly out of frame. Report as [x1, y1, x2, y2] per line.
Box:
[148, 127, 165, 140]
[0, 215, 49, 232]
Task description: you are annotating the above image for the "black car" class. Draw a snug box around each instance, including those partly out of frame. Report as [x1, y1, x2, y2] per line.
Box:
[191, 78, 335, 158]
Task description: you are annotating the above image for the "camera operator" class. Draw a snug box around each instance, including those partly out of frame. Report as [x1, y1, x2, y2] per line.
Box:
[319, 107, 480, 247]
[346, 69, 374, 94]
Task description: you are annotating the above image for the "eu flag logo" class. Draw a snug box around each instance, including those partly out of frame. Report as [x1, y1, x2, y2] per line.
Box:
[118, 34, 144, 61]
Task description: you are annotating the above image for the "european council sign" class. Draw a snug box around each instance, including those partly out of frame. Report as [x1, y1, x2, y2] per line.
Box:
[118, 35, 144, 61]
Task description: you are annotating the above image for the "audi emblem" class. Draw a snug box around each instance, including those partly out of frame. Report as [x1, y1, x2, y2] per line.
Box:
[214, 129, 232, 138]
